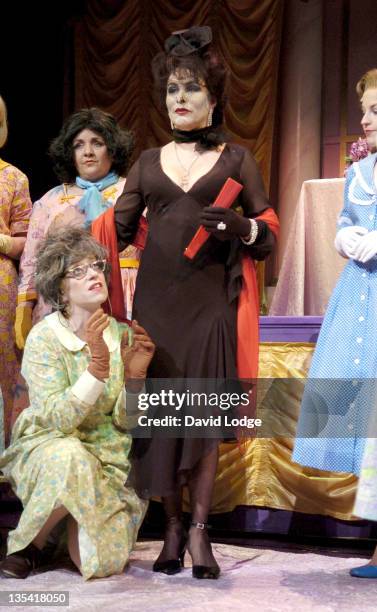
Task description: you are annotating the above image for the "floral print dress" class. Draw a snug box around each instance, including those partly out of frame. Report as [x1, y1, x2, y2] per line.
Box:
[0, 160, 31, 451]
[0, 312, 147, 580]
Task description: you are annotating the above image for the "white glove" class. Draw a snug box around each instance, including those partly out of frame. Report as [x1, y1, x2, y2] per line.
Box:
[334, 226, 368, 258]
[351, 230, 377, 263]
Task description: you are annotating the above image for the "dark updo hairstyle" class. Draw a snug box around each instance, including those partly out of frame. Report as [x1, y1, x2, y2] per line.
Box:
[152, 26, 228, 149]
[35, 226, 109, 317]
[49, 107, 134, 183]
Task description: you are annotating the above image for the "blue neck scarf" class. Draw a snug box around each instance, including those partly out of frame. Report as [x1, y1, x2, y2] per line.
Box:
[76, 171, 119, 227]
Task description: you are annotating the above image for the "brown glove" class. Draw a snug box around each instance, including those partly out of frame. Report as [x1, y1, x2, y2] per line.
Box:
[86, 308, 110, 381]
[121, 320, 155, 391]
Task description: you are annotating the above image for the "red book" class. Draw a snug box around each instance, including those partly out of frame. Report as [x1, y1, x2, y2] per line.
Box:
[183, 177, 243, 260]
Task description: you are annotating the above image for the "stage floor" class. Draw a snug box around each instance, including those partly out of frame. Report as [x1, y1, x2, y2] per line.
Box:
[0, 539, 375, 611]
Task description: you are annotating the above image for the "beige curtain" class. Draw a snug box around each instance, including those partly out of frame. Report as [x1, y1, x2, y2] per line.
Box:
[73, 0, 283, 190]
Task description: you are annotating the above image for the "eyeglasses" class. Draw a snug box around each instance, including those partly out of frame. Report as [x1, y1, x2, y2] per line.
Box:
[65, 259, 107, 280]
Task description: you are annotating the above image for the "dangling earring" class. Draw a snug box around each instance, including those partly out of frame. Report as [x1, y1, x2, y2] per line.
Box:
[170, 117, 175, 130]
[207, 108, 213, 127]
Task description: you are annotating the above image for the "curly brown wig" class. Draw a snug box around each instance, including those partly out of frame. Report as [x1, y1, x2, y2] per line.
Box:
[49, 108, 134, 183]
[35, 226, 110, 316]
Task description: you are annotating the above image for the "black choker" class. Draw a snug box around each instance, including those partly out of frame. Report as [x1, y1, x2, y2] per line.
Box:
[172, 127, 212, 143]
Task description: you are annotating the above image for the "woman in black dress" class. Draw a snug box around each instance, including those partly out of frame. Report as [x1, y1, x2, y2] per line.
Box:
[114, 26, 277, 579]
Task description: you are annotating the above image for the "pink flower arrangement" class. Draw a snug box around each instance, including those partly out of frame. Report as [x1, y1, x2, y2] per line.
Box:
[346, 137, 369, 163]
[344, 137, 369, 176]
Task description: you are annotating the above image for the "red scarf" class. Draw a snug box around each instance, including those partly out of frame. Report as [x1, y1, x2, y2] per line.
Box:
[239, 208, 279, 379]
[92, 210, 147, 321]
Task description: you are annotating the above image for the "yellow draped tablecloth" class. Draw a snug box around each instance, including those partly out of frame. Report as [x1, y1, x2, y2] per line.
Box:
[194, 342, 357, 520]
[270, 179, 346, 316]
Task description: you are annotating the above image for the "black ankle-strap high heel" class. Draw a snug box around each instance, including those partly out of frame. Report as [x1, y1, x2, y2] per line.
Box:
[188, 521, 220, 580]
[153, 530, 187, 575]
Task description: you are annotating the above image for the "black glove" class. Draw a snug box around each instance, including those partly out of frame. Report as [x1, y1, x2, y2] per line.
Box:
[199, 207, 251, 241]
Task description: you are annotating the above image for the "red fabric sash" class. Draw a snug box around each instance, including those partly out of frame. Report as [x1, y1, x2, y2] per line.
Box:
[238, 207, 279, 380]
[236, 207, 279, 447]
[256, 207, 280, 240]
[92, 210, 148, 322]
[91, 208, 127, 321]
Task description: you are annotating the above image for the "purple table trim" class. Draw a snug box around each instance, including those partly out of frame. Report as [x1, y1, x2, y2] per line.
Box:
[209, 506, 377, 539]
[3, 473, 375, 541]
[260, 316, 323, 343]
[141, 502, 376, 540]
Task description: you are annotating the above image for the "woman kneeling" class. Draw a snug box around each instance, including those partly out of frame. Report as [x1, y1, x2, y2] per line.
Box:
[0, 227, 154, 580]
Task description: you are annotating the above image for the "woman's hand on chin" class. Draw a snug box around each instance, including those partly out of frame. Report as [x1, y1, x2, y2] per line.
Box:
[121, 320, 155, 392]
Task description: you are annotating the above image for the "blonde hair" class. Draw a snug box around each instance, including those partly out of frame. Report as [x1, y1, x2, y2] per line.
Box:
[0, 96, 8, 149]
[356, 69, 377, 99]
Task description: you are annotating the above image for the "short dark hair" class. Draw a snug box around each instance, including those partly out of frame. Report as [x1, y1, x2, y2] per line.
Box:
[35, 226, 109, 316]
[152, 47, 228, 149]
[49, 108, 134, 183]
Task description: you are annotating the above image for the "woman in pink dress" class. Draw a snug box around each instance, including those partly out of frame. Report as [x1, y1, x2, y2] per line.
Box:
[0, 95, 32, 449]
[12, 108, 141, 426]
[15, 108, 139, 346]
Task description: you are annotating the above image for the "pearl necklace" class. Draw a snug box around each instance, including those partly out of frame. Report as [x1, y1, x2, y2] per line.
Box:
[174, 142, 201, 189]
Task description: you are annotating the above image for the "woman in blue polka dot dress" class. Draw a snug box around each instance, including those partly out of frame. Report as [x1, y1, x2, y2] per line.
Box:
[293, 69, 377, 478]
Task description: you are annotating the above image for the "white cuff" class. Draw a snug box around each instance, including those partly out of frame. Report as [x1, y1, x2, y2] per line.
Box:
[71, 369, 105, 405]
[124, 385, 146, 415]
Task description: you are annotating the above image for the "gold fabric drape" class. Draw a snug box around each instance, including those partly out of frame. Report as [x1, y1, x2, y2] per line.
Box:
[202, 342, 357, 519]
[74, 0, 283, 189]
